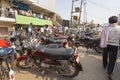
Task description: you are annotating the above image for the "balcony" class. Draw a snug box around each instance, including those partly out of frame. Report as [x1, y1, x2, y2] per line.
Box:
[0, 9, 15, 23]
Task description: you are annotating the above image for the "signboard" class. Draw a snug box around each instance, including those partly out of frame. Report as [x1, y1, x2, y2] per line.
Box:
[73, 16, 78, 21]
[15, 15, 53, 25]
[75, 7, 80, 12]
[11, 1, 29, 11]
[62, 20, 69, 26]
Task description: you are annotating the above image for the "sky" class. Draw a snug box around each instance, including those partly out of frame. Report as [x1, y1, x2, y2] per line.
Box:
[56, 0, 120, 24]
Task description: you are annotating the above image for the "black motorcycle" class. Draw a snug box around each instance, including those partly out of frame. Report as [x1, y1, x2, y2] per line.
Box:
[40, 34, 68, 48]
[78, 35, 103, 54]
[16, 46, 83, 78]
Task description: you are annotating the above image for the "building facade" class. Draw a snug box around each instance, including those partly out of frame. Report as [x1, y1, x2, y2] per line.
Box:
[0, 0, 56, 36]
[34, 0, 56, 13]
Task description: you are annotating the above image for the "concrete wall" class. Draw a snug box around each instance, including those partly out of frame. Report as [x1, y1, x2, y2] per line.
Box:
[1, 0, 11, 17]
[0, 22, 13, 35]
[0, 0, 1, 6]
[0, 0, 14, 36]
[34, 0, 56, 13]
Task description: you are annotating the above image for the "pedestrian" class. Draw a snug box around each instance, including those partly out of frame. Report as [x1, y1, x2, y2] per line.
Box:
[27, 23, 33, 39]
[52, 24, 57, 34]
[100, 16, 120, 80]
[33, 26, 38, 37]
[40, 26, 44, 34]
[44, 25, 49, 34]
[10, 27, 16, 43]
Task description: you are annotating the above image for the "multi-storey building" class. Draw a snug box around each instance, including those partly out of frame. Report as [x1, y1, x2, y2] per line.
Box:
[0, 0, 56, 36]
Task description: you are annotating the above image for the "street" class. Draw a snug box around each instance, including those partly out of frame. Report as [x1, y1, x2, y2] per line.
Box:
[1, 0, 120, 80]
[14, 47, 120, 80]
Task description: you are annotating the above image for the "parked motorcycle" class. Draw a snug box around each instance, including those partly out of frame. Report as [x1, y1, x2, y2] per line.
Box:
[40, 34, 68, 48]
[67, 32, 80, 48]
[67, 31, 103, 54]
[16, 45, 83, 77]
[78, 35, 103, 54]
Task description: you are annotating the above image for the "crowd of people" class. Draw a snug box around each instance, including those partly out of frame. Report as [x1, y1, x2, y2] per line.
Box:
[0, 6, 50, 20]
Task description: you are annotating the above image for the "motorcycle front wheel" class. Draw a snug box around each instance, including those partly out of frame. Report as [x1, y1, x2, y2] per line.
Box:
[0, 61, 10, 80]
[94, 46, 103, 54]
[58, 62, 81, 78]
[16, 57, 35, 69]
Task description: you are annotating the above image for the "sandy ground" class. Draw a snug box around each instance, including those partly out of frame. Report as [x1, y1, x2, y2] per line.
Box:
[14, 47, 120, 80]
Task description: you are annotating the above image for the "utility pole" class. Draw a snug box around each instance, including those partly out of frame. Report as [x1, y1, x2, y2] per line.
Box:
[118, 13, 120, 18]
[83, 0, 87, 23]
[118, 13, 120, 25]
[71, 0, 74, 25]
[85, 12, 87, 23]
[79, 0, 83, 24]
[71, 0, 80, 26]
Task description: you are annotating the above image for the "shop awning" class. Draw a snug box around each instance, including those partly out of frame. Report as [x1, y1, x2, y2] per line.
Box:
[15, 15, 52, 25]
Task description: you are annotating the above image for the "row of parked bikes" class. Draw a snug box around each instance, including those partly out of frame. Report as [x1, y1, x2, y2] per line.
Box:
[0, 30, 103, 80]
[15, 32, 83, 78]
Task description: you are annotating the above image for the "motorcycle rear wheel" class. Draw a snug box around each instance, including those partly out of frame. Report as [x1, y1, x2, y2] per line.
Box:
[58, 62, 80, 78]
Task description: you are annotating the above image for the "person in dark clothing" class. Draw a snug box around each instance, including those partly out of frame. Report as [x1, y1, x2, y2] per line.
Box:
[100, 16, 120, 80]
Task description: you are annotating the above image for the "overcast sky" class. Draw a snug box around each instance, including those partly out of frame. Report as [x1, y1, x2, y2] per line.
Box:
[56, 0, 120, 24]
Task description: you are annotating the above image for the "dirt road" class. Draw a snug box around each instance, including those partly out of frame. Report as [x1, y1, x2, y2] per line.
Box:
[15, 48, 120, 80]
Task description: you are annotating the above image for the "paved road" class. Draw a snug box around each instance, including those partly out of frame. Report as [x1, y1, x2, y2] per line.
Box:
[15, 47, 120, 80]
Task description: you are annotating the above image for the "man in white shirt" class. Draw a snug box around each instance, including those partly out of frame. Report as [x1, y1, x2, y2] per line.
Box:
[27, 23, 33, 39]
[101, 16, 120, 80]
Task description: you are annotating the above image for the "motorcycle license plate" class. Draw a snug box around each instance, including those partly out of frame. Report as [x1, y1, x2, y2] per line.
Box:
[36, 60, 39, 63]
[76, 56, 80, 63]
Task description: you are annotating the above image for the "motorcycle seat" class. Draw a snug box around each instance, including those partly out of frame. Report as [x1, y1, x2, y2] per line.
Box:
[44, 48, 74, 60]
[49, 39, 65, 44]
[54, 36, 68, 40]
[86, 37, 100, 41]
[47, 44, 62, 48]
